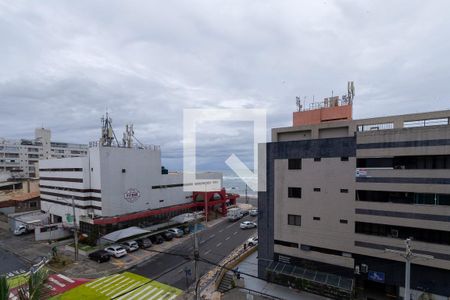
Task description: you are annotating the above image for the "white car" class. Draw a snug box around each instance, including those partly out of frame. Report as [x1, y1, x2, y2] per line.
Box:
[121, 240, 139, 252]
[249, 209, 258, 217]
[240, 221, 257, 229]
[247, 236, 258, 246]
[104, 245, 127, 258]
[167, 228, 184, 238]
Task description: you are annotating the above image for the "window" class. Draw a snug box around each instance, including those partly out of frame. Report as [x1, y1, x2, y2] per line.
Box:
[341, 156, 349, 161]
[313, 188, 321, 192]
[314, 157, 321, 162]
[313, 216, 320, 221]
[288, 187, 302, 198]
[340, 189, 349, 193]
[300, 244, 311, 251]
[159, 199, 164, 203]
[288, 158, 302, 170]
[274, 239, 299, 248]
[122, 168, 126, 173]
[340, 219, 348, 224]
[288, 214, 301, 226]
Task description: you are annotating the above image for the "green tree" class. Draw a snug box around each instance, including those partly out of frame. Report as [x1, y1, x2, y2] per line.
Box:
[0, 275, 9, 300]
[17, 268, 49, 300]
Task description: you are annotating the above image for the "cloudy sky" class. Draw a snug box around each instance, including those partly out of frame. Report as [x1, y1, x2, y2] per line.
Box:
[1, 1, 449, 171]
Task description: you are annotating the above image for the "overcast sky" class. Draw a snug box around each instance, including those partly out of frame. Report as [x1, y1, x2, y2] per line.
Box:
[1, 1, 449, 171]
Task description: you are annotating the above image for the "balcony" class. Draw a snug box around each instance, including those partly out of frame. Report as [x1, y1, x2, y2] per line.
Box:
[356, 168, 450, 185]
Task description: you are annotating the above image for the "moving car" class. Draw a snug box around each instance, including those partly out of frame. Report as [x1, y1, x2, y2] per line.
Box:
[249, 209, 258, 217]
[88, 250, 111, 263]
[149, 234, 164, 244]
[136, 238, 152, 249]
[161, 231, 174, 241]
[104, 245, 127, 258]
[168, 228, 184, 238]
[121, 240, 139, 252]
[247, 236, 258, 246]
[240, 221, 257, 229]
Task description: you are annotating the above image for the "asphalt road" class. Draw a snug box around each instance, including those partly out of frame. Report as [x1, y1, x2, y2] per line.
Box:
[131, 215, 257, 290]
[0, 247, 27, 275]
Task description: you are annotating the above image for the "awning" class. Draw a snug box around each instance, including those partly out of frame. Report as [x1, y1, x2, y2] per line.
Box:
[99, 226, 150, 243]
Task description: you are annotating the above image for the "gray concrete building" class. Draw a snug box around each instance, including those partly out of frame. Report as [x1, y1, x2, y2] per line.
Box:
[0, 128, 87, 178]
[258, 99, 450, 299]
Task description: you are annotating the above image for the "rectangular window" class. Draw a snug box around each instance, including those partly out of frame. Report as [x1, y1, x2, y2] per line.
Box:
[313, 216, 320, 221]
[340, 219, 348, 224]
[122, 169, 126, 173]
[288, 187, 302, 198]
[274, 239, 299, 248]
[300, 244, 311, 251]
[314, 157, 321, 162]
[288, 214, 301, 226]
[288, 158, 302, 170]
[313, 188, 321, 192]
[340, 189, 349, 193]
[341, 156, 349, 161]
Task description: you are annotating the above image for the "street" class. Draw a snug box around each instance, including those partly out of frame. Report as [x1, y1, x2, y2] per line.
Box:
[131, 215, 257, 290]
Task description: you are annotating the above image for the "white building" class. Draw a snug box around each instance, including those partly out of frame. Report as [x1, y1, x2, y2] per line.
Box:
[39, 142, 222, 227]
[0, 128, 88, 178]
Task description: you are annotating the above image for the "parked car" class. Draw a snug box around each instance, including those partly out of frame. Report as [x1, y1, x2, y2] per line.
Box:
[104, 245, 127, 258]
[247, 236, 258, 246]
[161, 231, 174, 241]
[88, 250, 111, 263]
[249, 209, 258, 217]
[240, 221, 257, 229]
[168, 228, 184, 238]
[179, 226, 190, 234]
[242, 210, 249, 216]
[136, 238, 152, 249]
[121, 240, 139, 252]
[149, 234, 164, 244]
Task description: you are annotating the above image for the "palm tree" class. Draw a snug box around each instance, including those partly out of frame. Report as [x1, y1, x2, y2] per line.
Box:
[17, 268, 49, 300]
[0, 275, 9, 300]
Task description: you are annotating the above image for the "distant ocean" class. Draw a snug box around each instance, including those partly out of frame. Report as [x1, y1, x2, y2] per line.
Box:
[220, 169, 258, 198]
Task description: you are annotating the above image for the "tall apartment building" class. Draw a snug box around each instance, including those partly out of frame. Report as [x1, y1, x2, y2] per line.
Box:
[258, 97, 450, 299]
[0, 128, 87, 178]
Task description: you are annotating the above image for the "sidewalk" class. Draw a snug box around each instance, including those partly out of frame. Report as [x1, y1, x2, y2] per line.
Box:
[234, 251, 329, 300]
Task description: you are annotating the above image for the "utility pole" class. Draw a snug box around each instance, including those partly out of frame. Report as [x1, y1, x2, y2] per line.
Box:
[245, 184, 248, 204]
[71, 196, 79, 261]
[386, 238, 433, 300]
[204, 184, 208, 226]
[193, 212, 200, 300]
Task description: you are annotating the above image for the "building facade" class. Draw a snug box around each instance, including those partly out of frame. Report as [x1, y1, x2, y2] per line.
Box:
[258, 101, 450, 298]
[0, 128, 87, 178]
[39, 142, 223, 231]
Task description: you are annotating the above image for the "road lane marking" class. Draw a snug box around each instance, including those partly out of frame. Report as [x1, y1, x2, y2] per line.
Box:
[216, 242, 222, 247]
[225, 236, 230, 241]
[57, 274, 75, 283]
[219, 229, 224, 233]
[204, 249, 211, 255]
[209, 234, 215, 238]
[233, 231, 237, 235]
[226, 223, 234, 229]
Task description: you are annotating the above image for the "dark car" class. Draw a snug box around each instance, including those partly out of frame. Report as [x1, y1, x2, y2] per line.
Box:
[242, 210, 249, 216]
[136, 238, 152, 249]
[161, 231, 174, 241]
[88, 250, 111, 263]
[149, 234, 164, 244]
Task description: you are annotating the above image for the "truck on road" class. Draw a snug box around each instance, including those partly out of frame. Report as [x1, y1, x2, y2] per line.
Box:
[227, 207, 243, 222]
[13, 220, 41, 235]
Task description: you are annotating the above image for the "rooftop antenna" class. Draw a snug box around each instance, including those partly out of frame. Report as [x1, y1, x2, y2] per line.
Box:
[347, 81, 355, 103]
[100, 112, 119, 147]
[122, 123, 134, 148]
[296, 96, 302, 111]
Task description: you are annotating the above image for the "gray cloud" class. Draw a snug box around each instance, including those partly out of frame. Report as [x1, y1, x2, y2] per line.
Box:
[1, 1, 450, 170]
